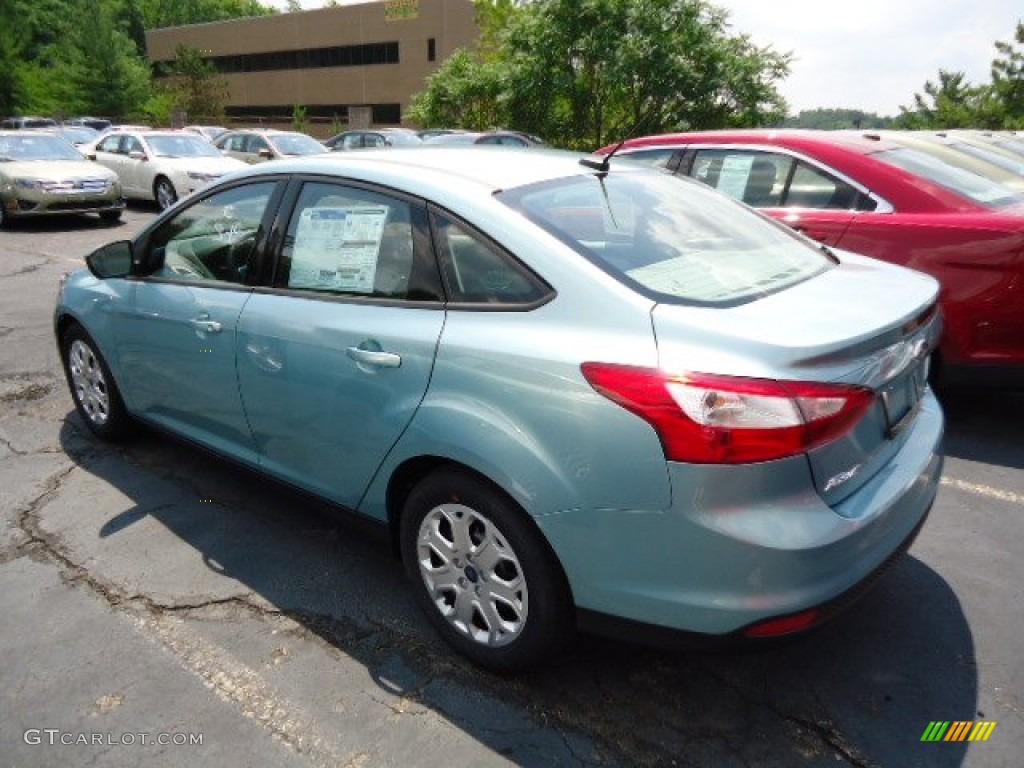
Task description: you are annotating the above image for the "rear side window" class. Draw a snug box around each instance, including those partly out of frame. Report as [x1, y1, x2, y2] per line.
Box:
[500, 171, 832, 306]
[431, 212, 551, 305]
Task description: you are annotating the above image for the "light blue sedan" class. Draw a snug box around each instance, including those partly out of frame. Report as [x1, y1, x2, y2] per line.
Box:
[55, 148, 944, 671]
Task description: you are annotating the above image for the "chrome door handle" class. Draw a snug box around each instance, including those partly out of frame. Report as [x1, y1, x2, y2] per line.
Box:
[346, 346, 402, 369]
[190, 316, 223, 334]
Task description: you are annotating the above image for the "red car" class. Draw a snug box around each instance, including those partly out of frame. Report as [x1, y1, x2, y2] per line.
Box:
[600, 130, 1024, 386]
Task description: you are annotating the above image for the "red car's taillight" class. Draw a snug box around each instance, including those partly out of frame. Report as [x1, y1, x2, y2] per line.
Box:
[580, 363, 875, 464]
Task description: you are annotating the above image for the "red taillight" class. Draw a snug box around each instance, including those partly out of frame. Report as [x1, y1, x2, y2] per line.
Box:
[580, 364, 874, 464]
[744, 609, 821, 638]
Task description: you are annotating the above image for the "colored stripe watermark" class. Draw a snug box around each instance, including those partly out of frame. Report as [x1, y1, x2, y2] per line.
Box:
[921, 721, 997, 742]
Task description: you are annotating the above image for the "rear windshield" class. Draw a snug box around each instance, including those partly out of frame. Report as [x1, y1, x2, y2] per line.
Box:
[874, 147, 1024, 208]
[498, 171, 832, 306]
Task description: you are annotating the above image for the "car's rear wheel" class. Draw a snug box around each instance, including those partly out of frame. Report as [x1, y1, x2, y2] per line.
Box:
[153, 177, 177, 210]
[61, 324, 132, 440]
[400, 467, 573, 672]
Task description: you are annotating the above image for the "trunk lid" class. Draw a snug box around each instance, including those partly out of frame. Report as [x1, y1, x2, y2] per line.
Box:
[651, 250, 941, 510]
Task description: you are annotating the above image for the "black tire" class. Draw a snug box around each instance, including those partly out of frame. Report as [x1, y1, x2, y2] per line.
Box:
[400, 467, 574, 672]
[60, 324, 133, 440]
[154, 177, 177, 210]
[99, 209, 123, 223]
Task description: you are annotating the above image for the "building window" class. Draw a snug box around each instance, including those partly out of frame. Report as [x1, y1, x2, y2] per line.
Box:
[156, 42, 401, 75]
[427, 38, 436, 62]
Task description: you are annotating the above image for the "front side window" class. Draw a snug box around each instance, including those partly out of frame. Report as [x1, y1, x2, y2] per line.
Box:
[277, 182, 442, 301]
[144, 182, 276, 284]
[689, 149, 789, 207]
[97, 136, 121, 154]
[500, 171, 832, 306]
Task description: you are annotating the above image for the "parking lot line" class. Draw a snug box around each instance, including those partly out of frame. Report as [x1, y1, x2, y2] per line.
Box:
[940, 476, 1024, 505]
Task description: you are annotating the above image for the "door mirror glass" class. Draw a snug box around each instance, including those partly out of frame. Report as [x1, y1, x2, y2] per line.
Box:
[86, 241, 133, 279]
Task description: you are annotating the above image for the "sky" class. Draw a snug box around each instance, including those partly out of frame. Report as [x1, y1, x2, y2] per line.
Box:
[268, 0, 1023, 117]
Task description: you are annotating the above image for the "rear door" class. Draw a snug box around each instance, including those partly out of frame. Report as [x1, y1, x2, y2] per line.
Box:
[236, 178, 446, 508]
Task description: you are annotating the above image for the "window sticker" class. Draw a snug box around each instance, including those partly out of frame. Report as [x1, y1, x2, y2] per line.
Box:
[289, 206, 389, 292]
[716, 155, 755, 200]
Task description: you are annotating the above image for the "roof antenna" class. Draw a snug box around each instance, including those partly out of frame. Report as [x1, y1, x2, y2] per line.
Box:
[579, 107, 663, 174]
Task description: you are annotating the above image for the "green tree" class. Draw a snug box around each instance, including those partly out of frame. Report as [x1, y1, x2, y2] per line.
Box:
[292, 103, 309, 133]
[0, 1, 26, 115]
[409, 0, 790, 149]
[783, 108, 893, 129]
[136, 0, 275, 30]
[64, 1, 152, 118]
[893, 70, 989, 128]
[160, 44, 230, 122]
[991, 21, 1024, 128]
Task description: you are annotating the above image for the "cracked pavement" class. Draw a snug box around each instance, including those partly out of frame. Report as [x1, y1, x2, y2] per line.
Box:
[1, 208, 1021, 766]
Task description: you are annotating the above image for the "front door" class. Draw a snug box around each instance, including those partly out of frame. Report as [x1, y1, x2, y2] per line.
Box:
[111, 180, 281, 464]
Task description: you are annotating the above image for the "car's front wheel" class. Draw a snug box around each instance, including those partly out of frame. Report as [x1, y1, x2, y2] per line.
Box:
[61, 324, 133, 440]
[153, 177, 177, 210]
[99, 209, 122, 224]
[400, 467, 573, 672]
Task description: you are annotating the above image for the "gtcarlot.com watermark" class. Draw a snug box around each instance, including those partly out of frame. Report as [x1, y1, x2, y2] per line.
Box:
[24, 729, 203, 747]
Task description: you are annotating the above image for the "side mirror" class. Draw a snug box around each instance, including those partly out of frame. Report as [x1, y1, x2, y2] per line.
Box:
[129, 150, 147, 161]
[85, 152, 97, 161]
[258, 148, 273, 159]
[85, 240, 133, 279]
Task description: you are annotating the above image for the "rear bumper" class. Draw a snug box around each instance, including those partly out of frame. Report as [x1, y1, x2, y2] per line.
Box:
[537, 391, 944, 638]
[577, 499, 932, 649]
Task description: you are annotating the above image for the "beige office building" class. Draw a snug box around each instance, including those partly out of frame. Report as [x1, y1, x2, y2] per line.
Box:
[145, 0, 478, 131]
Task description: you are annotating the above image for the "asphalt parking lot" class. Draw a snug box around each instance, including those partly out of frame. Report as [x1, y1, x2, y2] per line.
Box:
[1, 207, 1021, 767]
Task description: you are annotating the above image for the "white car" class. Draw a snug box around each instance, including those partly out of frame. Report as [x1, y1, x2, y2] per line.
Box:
[88, 130, 247, 209]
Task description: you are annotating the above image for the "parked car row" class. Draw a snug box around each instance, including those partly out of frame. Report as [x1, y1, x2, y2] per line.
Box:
[602, 129, 1024, 387]
[85, 130, 248, 210]
[324, 128, 546, 151]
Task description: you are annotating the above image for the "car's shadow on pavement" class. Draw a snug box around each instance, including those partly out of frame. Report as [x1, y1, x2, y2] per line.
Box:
[57, 415, 975, 767]
[2, 201, 159, 235]
[938, 386, 1024, 470]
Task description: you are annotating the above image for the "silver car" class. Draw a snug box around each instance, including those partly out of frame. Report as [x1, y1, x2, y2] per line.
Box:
[55, 148, 943, 670]
[0, 130, 124, 226]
